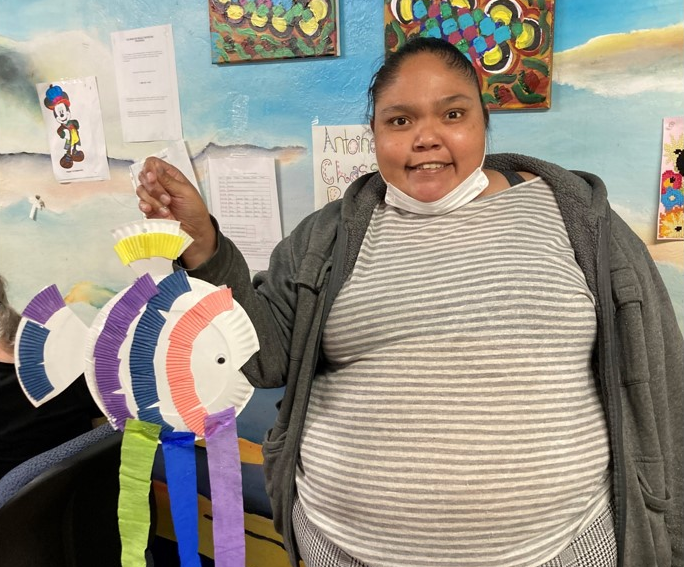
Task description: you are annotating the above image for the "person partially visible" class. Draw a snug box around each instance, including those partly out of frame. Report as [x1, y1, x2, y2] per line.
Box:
[0, 274, 102, 478]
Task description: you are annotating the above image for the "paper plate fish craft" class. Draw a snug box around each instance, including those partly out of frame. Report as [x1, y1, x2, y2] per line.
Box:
[14, 219, 260, 567]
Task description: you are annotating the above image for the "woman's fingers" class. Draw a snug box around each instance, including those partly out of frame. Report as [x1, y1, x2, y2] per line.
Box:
[134, 156, 217, 267]
[135, 182, 173, 219]
[137, 157, 196, 219]
[141, 157, 191, 198]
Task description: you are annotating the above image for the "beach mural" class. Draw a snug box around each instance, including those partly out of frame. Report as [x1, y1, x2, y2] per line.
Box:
[384, 0, 555, 109]
[0, 0, 682, 563]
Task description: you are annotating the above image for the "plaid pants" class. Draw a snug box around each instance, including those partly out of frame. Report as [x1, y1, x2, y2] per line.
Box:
[538, 502, 616, 567]
[292, 497, 616, 567]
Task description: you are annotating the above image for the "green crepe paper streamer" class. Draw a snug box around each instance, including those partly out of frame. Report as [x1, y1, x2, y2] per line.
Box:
[119, 419, 161, 567]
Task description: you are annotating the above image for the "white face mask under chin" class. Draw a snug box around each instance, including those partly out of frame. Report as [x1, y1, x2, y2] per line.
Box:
[383, 157, 489, 215]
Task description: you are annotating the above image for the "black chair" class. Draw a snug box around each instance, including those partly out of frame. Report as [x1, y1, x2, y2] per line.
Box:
[0, 423, 124, 566]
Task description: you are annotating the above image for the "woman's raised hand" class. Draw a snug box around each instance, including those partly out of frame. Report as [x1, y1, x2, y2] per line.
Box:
[136, 156, 217, 269]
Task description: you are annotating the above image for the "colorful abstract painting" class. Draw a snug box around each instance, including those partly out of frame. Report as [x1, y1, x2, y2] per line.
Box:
[384, 0, 555, 110]
[209, 0, 339, 64]
[658, 116, 684, 240]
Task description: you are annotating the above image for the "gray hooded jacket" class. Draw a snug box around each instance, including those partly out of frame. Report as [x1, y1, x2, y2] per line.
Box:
[187, 153, 683, 567]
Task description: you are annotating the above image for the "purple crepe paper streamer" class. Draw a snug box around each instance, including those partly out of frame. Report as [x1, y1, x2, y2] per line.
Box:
[22, 284, 65, 324]
[204, 407, 245, 567]
[93, 274, 158, 428]
[161, 431, 201, 567]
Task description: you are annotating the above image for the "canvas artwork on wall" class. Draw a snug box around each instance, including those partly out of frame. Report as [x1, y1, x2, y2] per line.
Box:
[658, 116, 684, 240]
[384, 0, 555, 110]
[209, 0, 339, 64]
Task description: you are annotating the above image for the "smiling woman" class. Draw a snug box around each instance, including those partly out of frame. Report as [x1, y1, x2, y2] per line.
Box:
[135, 36, 683, 567]
[369, 38, 495, 210]
[371, 53, 487, 203]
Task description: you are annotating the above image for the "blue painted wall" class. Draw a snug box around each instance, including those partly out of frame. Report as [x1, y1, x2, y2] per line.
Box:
[0, 1, 681, 322]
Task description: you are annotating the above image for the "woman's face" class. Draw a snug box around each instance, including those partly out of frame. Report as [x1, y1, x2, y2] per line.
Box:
[371, 53, 487, 203]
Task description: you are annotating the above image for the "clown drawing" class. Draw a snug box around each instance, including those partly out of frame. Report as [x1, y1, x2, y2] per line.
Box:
[43, 84, 85, 169]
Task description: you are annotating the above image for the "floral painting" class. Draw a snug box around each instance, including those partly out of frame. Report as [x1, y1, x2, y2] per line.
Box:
[658, 116, 684, 240]
[384, 0, 555, 110]
[209, 0, 339, 64]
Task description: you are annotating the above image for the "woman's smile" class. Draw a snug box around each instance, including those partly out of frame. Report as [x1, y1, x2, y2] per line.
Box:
[408, 162, 451, 171]
[407, 162, 455, 187]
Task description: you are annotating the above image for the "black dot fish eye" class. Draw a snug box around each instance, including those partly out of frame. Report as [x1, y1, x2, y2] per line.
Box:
[215, 355, 227, 364]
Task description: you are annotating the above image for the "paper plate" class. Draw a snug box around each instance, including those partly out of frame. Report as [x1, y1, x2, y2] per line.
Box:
[153, 275, 258, 436]
[84, 278, 154, 429]
[85, 269, 258, 435]
[111, 219, 193, 278]
[15, 303, 88, 407]
[111, 218, 189, 240]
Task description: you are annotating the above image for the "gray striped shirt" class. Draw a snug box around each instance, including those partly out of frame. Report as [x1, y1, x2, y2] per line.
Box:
[296, 177, 611, 567]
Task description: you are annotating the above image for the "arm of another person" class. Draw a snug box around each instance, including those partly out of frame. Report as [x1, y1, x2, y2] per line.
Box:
[136, 157, 292, 388]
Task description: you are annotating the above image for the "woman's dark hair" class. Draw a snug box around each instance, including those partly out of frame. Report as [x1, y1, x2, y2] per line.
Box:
[367, 36, 489, 128]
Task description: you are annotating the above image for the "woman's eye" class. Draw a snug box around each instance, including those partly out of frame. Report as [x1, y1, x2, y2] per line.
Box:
[447, 110, 463, 120]
[390, 117, 408, 126]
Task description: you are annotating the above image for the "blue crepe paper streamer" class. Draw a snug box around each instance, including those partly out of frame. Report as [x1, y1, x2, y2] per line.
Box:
[161, 431, 201, 567]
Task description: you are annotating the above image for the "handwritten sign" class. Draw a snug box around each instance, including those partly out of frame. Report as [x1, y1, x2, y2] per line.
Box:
[312, 125, 378, 210]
